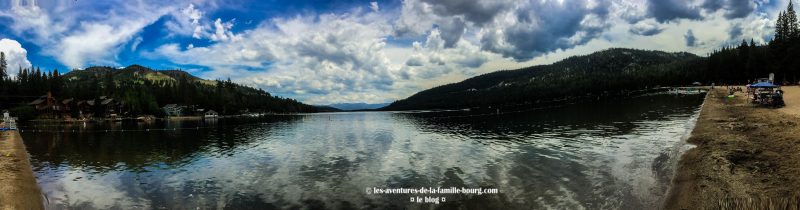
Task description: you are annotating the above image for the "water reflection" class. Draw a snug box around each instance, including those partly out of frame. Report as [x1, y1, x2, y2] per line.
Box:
[22, 94, 705, 209]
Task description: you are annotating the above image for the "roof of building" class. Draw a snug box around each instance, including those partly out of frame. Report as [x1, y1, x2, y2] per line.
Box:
[62, 98, 74, 104]
[28, 98, 45, 105]
[101, 98, 114, 105]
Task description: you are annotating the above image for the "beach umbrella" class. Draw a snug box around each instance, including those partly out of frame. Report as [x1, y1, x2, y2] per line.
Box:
[750, 82, 778, 88]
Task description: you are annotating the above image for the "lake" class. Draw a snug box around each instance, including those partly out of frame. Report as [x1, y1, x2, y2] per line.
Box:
[21, 93, 705, 209]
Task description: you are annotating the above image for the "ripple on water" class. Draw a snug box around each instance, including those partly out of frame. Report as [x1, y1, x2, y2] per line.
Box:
[22, 94, 705, 209]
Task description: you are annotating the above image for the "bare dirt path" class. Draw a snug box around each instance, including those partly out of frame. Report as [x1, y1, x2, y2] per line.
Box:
[0, 130, 43, 210]
[778, 86, 800, 118]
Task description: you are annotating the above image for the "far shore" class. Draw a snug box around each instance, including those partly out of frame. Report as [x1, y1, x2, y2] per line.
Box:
[0, 130, 44, 210]
[23, 113, 301, 124]
[665, 86, 800, 209]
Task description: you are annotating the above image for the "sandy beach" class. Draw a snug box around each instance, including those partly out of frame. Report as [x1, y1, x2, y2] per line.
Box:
[666, 86, 800, 209]
[0, 130, 43, 209]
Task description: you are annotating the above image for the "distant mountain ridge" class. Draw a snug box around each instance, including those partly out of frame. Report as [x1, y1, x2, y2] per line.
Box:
[325, 103, 390, 111]
[384, 48, 705, 111]
[59, 64, 320, 114]
[63, 65, 209, 84]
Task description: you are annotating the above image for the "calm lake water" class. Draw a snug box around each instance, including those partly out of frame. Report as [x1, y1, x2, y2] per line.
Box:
[21, 93, 705, 209]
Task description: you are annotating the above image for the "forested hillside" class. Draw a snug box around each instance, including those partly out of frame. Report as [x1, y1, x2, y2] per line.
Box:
[384, 48, 705, 110]
[385, 3, 800, 111]
[0, 64, 319, 118]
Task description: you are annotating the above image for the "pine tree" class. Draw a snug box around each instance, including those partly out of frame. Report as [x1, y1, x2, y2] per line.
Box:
[103, 71, 114, 96]
[0, 52, 7, 80]
[52, 69, 62, 95]
[777, 11, 787, 42]
[18, 67, 27, 95]
[0, 52, 6, 94]
[787, 1, 799, 39]
[17, 67, 23, 82]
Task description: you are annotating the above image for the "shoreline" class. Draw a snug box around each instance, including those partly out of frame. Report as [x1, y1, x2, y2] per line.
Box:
[24, 113, 289, 124]
[665, 86, 800, 209]
[0, 130, 44, 210]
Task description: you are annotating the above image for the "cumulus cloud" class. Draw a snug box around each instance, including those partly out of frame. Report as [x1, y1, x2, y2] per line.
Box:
[646, 0, 702, 22]
[702, 0, 757, 19]
[370, 2, 379, 12]
[0, 0, 171, 68]
[402, 29, 491, 76]
[405, 56, 424, 66]
[151, 7, 498, 104]
[210, 18, 238, 42]
[629, 18, 664, 36]
[0, 0, 66, 45]
[0, 0, 787, 104]
[152, 11, 400, 104]
[0, 38, 33, 72]
[420, 0, 511, 25]
[165, 3, 240, 42]
[165, 3, 206, 38]
[684, 29, 697, 47]
[726, 12, 774, 43]
[479, 0, 612, 61]
[612, 0, 648, 23]
[393, 0, 514, 49]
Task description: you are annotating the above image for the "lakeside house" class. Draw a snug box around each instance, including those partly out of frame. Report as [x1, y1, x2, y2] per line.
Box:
[27, 93, 64, 118]
[28, 95, 236, 119]
[162, 104, 186, 116]
[204, 110, 218, 118]
[27, 93, 121, 119]
[76, 99, 95, 118]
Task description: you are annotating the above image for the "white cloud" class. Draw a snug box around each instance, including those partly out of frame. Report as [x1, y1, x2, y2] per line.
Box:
[131, 36, 144, 52]
[0, 0, 172, 68]
[0, 0, 66, 45]
[151, 5, 506, 104]
[148, 0, 787, 104]
[0, 38, 33, 74]
[629, 18, 665, 36]
[165, 3, 206, 39]
[184, 4, 203, 24]
[57, 17, 164, 68]
[0, 0, 789, 104]
[165, 3, 241, 42]
[370, 2, 380, 12]
[393, 0, 438, 38]
[210, 18, 239, 42]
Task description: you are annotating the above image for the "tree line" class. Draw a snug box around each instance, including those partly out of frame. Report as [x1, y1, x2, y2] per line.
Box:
[385, 2, 800, 111]
[705, 1, 800, 84]
[0, 61, 319, 119]
[384, 48, 705, 110]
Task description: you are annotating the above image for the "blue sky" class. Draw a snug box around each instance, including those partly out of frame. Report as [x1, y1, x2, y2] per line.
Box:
[0, 0, 790, 104]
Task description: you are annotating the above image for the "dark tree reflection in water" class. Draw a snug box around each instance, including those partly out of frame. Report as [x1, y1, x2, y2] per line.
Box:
[22, 94, 705, 209]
